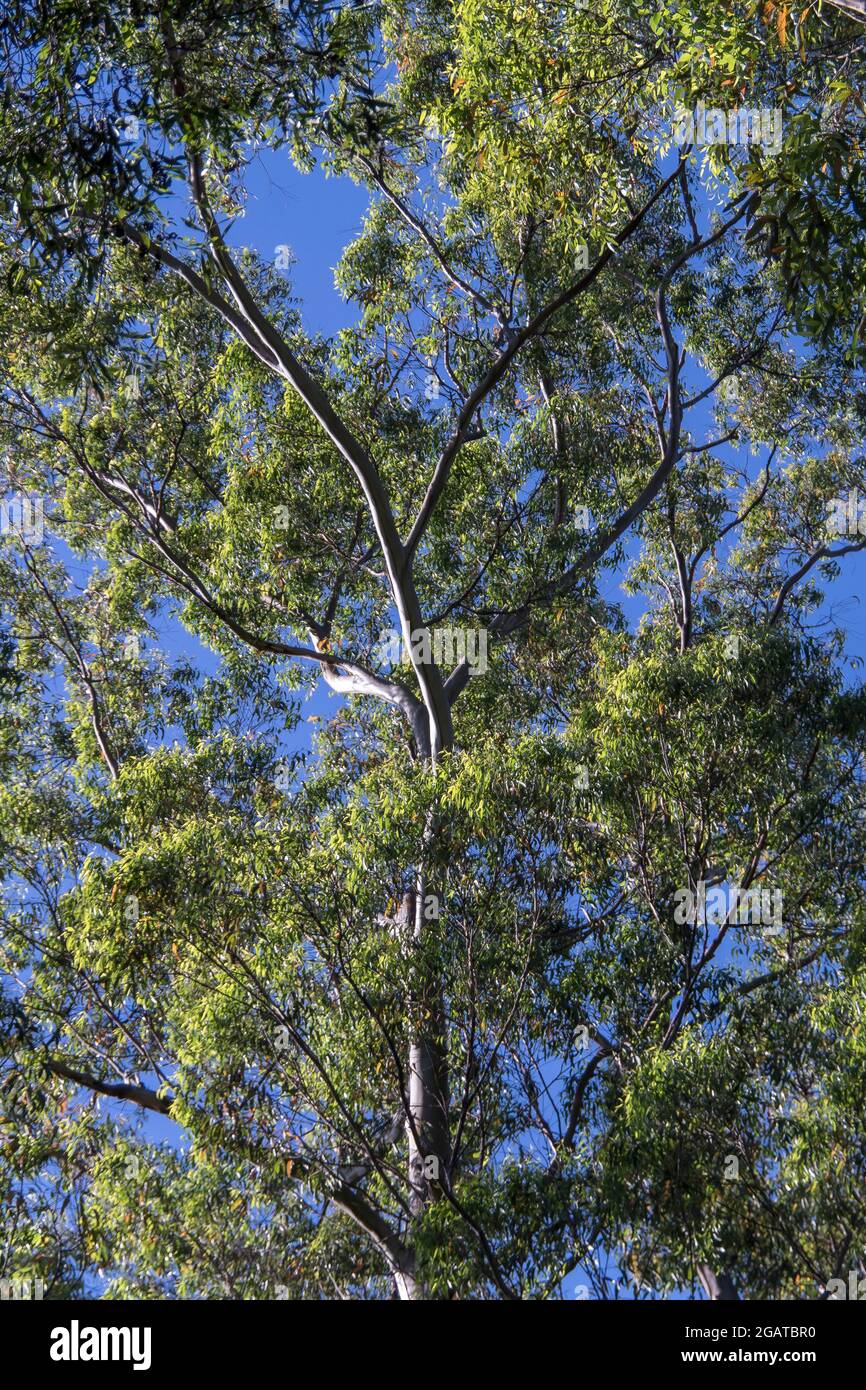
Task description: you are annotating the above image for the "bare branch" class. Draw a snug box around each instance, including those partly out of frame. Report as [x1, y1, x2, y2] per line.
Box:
[44, 1058, 173, 1116]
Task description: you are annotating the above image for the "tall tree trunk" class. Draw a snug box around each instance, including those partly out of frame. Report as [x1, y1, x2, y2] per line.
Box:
[402, 887, 450, 1219]
[697, 1265, 740, 1300]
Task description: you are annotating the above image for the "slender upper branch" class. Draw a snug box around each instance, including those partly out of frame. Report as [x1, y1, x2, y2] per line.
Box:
[356, 153, 506, 323]
[769, 536, 866, 625]
[403, 158, 689, 564]
[44, 1058, 173, 1115]
[443, 197, 752, 704]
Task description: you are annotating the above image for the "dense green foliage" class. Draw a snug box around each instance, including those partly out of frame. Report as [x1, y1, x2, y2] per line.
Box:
[1, 0, 865, 1299]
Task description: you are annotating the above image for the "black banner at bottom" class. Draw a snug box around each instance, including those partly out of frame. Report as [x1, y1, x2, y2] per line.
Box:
[2, 1294, 859, 1376]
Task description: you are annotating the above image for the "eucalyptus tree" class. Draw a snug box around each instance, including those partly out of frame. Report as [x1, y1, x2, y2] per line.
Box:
[1, 0, 866, 1300]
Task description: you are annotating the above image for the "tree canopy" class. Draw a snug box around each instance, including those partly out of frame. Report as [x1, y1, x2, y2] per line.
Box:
[1, 0, 866, 1300]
